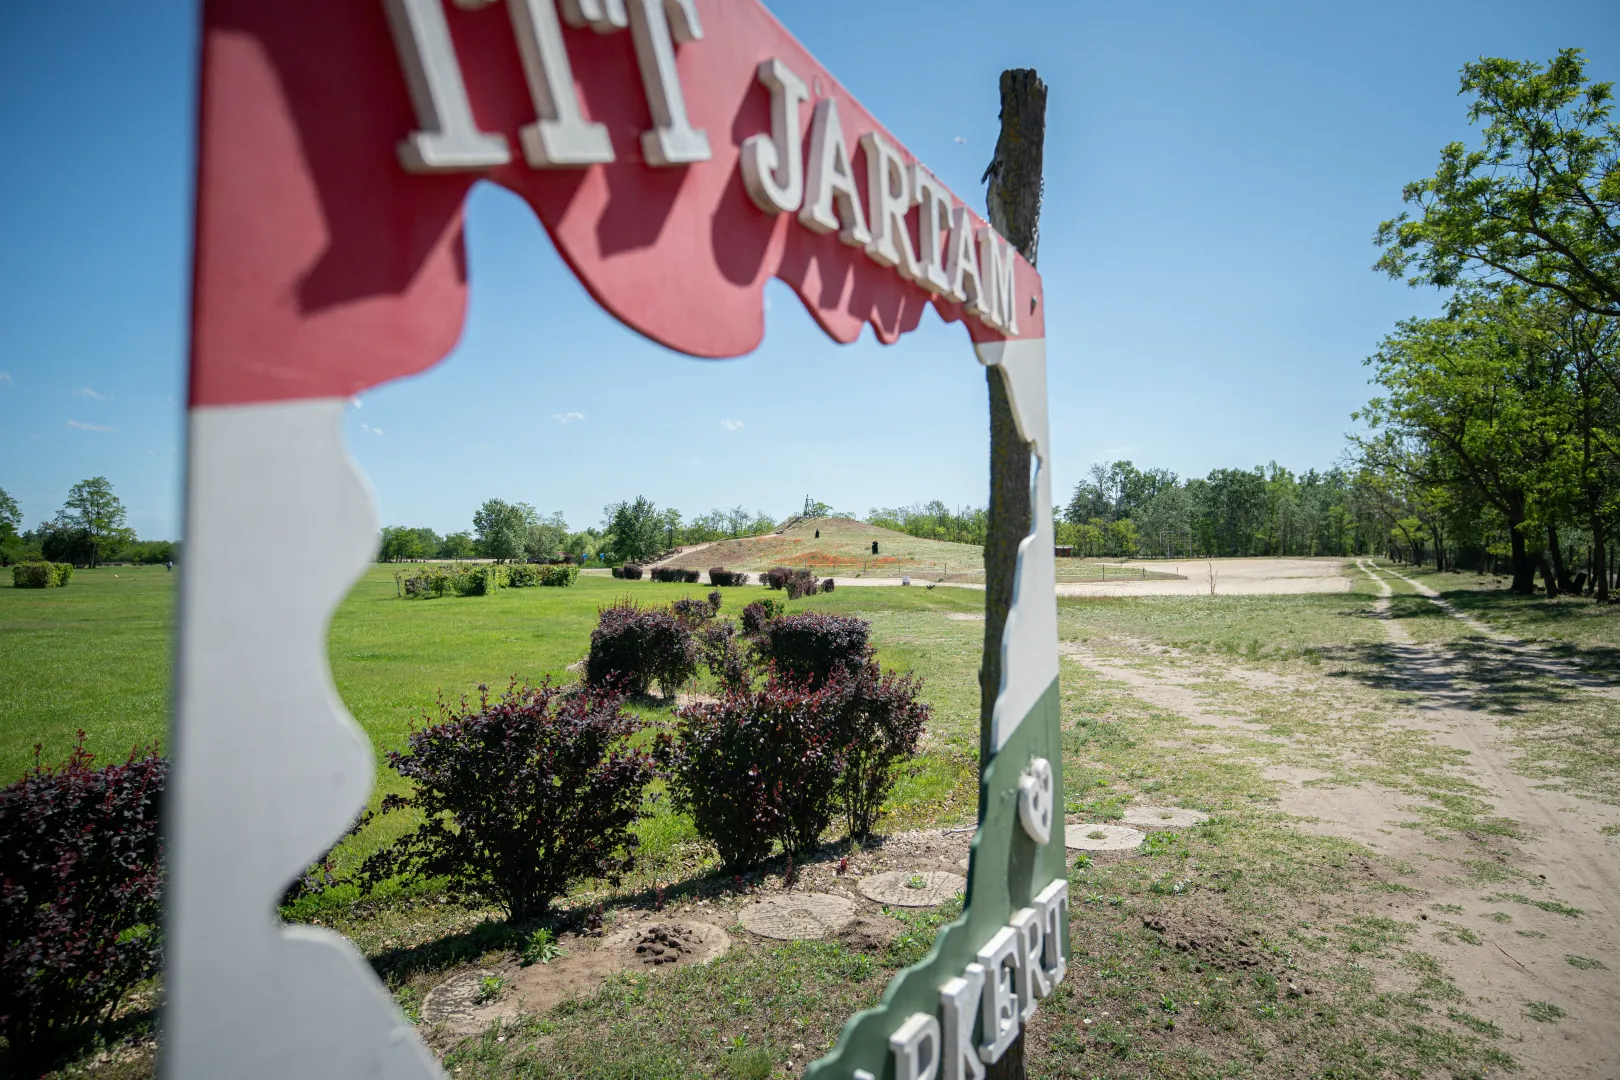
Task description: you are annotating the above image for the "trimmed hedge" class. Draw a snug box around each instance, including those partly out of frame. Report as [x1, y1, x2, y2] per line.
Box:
[506, 564, 542, 588]
[0, 737, 165, 1061]
[585, 599, 697, 697]
[755, 612, 872, 688]
[359, 682, 654, 919]
[660, 674, 845, 869]
[740, 598, 783, 636]
[616, 564, 645, 580]
[650, 567, 701, 583]
[12, 562, 72, 588]
[538, 563, 579, 587]
[708, 567, 748, 586]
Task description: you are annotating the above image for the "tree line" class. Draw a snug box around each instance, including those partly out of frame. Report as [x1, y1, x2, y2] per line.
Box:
[0, 479, 176, 568]
[1350, 48, 1620, 597]
[378, 497, 778, 565]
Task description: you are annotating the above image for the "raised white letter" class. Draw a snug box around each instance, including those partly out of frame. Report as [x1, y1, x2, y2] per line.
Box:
[740, 59, 810, 214]
[1009, 906, 1050, 1022]
[890, 1012, 941, 1080]
[978, 226, 1018, 333]
[385, 0, 512, 172]
[912, 165, 954, 294]
[799, 99, 872, 247]
[1017, 757, 1053, 843]
[939, 965, 987, 1080]
[507, 0, 615, 166]
[559, 0, 626, 29]
[946, 206, 986, 313]
[627, 0, 712, 165]
[1035, 878, 1070, 990]
[975, 926, 1021, 1063]
[859, 131, 920, 278]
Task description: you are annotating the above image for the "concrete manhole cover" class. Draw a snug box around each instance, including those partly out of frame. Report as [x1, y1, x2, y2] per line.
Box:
[1122, 806, 1209, 828]
[1065, 823, 1145, 851]
[860, 870, 966, 907]
[738, 893, 857, 939]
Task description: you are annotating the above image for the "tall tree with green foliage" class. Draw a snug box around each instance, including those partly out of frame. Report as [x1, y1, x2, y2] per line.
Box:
[602, 496, 667, 563]
[57, 477, 129, 569]
[1376, 49, 1620, 318]
[472, 499, 535, 562]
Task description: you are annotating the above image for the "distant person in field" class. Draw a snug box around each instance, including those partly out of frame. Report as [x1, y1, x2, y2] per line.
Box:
[165, 559, 173, 572]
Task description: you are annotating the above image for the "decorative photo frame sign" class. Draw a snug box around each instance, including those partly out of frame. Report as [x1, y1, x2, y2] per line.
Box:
[166, 2, 1064, 1078]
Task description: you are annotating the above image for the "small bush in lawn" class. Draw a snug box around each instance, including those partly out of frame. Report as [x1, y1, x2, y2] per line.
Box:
[828, 663, 930, 843]
[650, 567, 677, 583]
[400, 564, 454, 598]
[707, 590, 723, 613]
[455, 565, 507, 596]
[359, 682, 655, 920]
[708, 567, 747, 587]
[538, 564, 578, 587]
[585, 599, 697, 698]
[755, 612, 873, 688]
[783, 570, 819, 600]
[700, 621, 751, 693]
[821, 577, 836, 593]
[611, 566, 623, 579]
[0, 735, 165, 1064]
[740, 599, 783, 636]
[506, 563, 541, 587]
[660, 674, 845, 869]
[671, 597, 714, 628]
[12, 562, 72, 589]
[620, 564, 644, 580]
[762, 566, 791, 590]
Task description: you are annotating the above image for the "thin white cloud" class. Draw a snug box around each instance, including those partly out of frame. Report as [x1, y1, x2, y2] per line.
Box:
[351, 397, 363, 409]
[954, 135, 967, 144]
[552, 411, 586, 424]
[720, 419, 745, 431]
[67, 420, 118, 432]
[360, 422, 384, 436]
[0, 372, 13, 385]
[75, 387, 105, 399]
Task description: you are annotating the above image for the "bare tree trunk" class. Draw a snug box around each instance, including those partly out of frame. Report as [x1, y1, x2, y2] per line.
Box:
[1548, 523, 1572, 592]
[1595, 521, 1609, 602]
[980, 66, 1046, 1080]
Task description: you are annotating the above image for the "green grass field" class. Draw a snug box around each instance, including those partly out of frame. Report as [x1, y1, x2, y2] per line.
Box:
[12, 559, 1616, 1078]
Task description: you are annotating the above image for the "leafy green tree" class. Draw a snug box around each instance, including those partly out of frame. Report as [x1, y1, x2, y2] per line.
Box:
[1376, 49, 1620, 318]
[379, 526, 442, 562]
[523, 512, 569, 562]
[603, 496, 666, 563]
[0, 487, 20, 566]
[473, 499, 536, 562]
[57, 477, 129, 568]
[438, 531, 477, 559]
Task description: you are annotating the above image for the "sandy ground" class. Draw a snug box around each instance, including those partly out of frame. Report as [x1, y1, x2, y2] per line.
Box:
[1061, 564, 1620, 1077]
[1055, 556, 1352, 597]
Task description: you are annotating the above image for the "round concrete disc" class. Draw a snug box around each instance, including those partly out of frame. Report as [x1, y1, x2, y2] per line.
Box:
[1122, 806, 1210, 829]
[1064, 823, 1145, 851]
[860, 870, 966, 907]
[738, 893, 857, 940]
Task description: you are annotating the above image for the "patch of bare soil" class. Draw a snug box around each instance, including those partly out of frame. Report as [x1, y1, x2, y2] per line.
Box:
[1074, 564, 1620, 1077]
[423, 917, 732, 1037]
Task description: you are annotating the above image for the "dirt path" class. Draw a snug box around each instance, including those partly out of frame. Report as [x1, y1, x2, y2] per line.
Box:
[1055, 557, 1352, 598]
[1065, 574, 1620, 1077]
[643, 543, 715, 569]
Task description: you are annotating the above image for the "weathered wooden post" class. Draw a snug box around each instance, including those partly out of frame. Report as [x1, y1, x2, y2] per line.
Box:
[980, 67, 1047, 1080]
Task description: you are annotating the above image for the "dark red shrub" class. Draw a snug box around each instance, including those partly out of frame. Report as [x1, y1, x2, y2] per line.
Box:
[707, 590, 723, 613]
[0, 736, 165, 1062]
[700, 621, 751, 693]
[755, 612, 873, 688]
[683, 568, 701, 584]
[671, 597, 713, 628]
[740, 599, 782, 635]
[762, 566, 791, 590]
[660, 675, 845, 869]
[586, 599, 697, 698]
[619, 563, 644, 580]
[359, 682, 654, 919]
[784, 570, 819, 600]
[821, 577, 836, 594]
[827, 663, 930, 843]
[708, 567, 748, 587]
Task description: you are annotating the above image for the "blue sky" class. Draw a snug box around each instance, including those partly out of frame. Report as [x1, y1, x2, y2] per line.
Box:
[1, 1, 1615, 541]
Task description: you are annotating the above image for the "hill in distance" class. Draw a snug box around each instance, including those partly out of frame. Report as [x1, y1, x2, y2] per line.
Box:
[664, 517, 985, 579]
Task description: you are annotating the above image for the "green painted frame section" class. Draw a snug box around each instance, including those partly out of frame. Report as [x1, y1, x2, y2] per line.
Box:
[805, 678, 1067, 1079]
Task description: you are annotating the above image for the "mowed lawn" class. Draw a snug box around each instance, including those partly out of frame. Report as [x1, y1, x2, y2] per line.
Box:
[0, 563, 987, 794]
